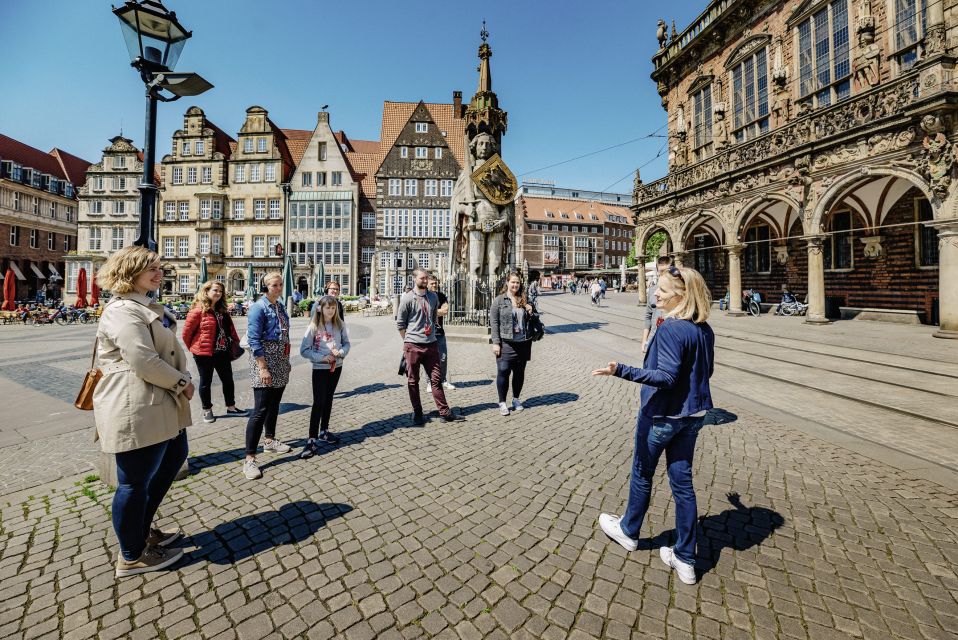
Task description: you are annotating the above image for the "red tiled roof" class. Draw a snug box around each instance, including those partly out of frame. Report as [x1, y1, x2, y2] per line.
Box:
[518, 195, 635, 225]
[205, 120, 235, 158]
[345, 149, 378, 200]
[0, 133, 92, 186]
[376, 101, 466, 171]
[282, 128, 312, 167]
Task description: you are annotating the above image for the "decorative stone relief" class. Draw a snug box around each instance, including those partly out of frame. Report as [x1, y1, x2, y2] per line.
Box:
[922, 132, 955, 198]
[773, 245, 789, 264]
[860, 235, 884, 258]
[925, 24, 947, 56]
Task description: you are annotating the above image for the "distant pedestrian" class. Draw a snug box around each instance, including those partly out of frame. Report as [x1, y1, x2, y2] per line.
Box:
[489, 271, 536, 416]
[592, 265, 714, 585]
[590, 279, 601, 306]
[397, 268, 465, 425]
[527, 278, 540, 306]
[299, 295, 350, 458]
[427, 275, 456, 392]
[182, 281, 247, 424]
[642, 257, 673, 354]
[309, 280, 344, 320]
[599, 277, 607, 300]
[243, 272, 293, 480]
[93, 246, 194, 577]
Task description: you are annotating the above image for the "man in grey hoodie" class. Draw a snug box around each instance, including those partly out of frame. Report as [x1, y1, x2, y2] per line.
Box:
[397, 269, 465, 425]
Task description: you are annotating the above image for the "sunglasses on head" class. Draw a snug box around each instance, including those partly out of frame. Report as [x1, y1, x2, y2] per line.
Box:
[668, 265, 684, 281]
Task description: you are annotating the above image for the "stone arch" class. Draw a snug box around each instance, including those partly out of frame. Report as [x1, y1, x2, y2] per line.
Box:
[732, 193, 803, 242]
[636, 224, 675, 257]
[678, 209, 727, 249]
[810, 166, 938, 234]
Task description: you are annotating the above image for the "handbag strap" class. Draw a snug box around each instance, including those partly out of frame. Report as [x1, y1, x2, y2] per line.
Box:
[89, 335, 99, 370]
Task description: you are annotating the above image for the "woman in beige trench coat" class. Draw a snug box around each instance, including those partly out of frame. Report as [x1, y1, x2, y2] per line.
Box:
[93, 246, 195, 577]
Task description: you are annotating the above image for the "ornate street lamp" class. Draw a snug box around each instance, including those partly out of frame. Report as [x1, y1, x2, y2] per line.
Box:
[113, 0, 212, 251]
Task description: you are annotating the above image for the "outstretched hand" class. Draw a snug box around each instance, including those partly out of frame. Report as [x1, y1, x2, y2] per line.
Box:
[591, 361, 617, 376]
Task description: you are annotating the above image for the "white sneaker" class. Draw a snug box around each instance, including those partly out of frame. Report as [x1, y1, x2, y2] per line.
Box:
[598, 513, 637, 552]
[202, 410, 215, 423]
[660, 546, 697, 584]
[498, 402, 510, 416]
[512, 398, 524, 412]
[425, 383, 432, 393]
[263, 439, 291, 454]
[243, 459, 262, 480]
[442, 381, 456, 390]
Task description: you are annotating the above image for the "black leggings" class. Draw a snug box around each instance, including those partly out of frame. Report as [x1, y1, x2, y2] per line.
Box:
[496, 358, 527, 402]
[245, 386, 286, 455]
[193, 351, 235, 410]
[309, 368, 342, 438]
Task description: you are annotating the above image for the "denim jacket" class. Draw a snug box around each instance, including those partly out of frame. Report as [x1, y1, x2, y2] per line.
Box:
[247, 297, 290, 357]
[615, 317, 714, 419]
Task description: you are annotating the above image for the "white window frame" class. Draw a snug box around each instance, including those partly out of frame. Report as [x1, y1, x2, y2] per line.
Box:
[415, 147, 427, 158]
[404, 179, 417, 196]
[232, 236, 245, 258]
[362, 212, 376, 230]
[435, 147, 443, 159]
[234, 164, 246, 182]
[388, 179, 401, 196]
[265, 163, 276, 182]
[178, 236, 189, 258]
[254, 199, 267, 220]
[796, 0, 851, 109]
[187, 167, 197, 184]
[233, 200, 245, 220]
[163, 236, 174, 258]
[172, 167, 183, 184]
[201, 166, 212, 184]
[415, 122, 428, 133]
[89, 227, 102, 251]
[400, 147, 408, 158]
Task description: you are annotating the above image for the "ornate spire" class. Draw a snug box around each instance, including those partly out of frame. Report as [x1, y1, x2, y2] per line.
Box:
[466, 21, 507, 141]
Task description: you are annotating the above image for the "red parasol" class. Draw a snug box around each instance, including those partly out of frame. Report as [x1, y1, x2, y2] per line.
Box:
[2, 268, 15, 311]
[75, 268, 89, 308]
[90, 271, 100, 307]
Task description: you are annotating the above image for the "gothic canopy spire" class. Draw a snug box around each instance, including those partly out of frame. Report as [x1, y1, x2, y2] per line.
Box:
[466, 20, 507, 141]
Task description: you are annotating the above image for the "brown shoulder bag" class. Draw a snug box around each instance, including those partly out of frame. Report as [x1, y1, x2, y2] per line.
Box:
[74, 337, 102, 411]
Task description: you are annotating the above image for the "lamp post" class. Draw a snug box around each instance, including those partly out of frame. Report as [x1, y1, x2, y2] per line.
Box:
[113, 0, 212, 252]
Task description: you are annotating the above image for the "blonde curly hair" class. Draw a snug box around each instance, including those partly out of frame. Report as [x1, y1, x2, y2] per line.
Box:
[193, 280, 228, 313]
[97, 246, 160, 294]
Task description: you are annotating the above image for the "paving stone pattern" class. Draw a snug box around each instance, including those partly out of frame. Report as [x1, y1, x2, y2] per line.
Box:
[0, 314, 956, 639]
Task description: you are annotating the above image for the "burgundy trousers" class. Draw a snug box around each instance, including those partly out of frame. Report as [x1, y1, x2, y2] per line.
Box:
[403, 341, 450, 417]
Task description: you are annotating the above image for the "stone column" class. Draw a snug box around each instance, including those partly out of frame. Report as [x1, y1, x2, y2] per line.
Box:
[370, 251, 378, 297]
[636, 255, 648, 305]
[672, 251, 690, 268]
[805, 235, 829, 324]
[931, 221, 958, 338]
[727, 244, 746, 316]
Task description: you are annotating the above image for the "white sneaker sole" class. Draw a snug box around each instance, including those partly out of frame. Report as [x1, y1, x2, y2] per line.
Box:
[115, 547, 184, 577]
[660, 547, 697, 584]
[599, 514, 638, 552]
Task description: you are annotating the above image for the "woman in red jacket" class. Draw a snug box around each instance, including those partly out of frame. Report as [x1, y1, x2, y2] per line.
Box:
[183, 281, 247, 423]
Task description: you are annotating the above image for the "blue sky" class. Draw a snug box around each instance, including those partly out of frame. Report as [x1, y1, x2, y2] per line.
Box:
[0, 0, 701, 193]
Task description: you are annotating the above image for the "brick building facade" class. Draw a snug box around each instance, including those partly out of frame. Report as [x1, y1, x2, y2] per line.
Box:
[634, 0, 958, 337]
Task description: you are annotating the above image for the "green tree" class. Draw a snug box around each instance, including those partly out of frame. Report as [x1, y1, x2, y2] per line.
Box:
[626, 243, 638, 268]
[645, 231, 667, 258]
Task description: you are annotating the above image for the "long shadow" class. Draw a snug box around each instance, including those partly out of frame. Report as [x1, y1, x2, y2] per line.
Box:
[336, 382, 402, 398]
[278, 402, 310, 415]
[640, 492, 784, 579]
[524, 392, 580, 407]
[545, 322, 607, 334]
[178, 500, 352, 566]
[703, 408, 738, 427]
[450, 379, 492, 389]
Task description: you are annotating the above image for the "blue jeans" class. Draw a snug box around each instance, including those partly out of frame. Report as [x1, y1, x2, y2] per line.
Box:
[112, 430, 189, 561]
[620, 415, 703, 565]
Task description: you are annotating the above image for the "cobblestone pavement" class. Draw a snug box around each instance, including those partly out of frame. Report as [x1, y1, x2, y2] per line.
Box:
[1, 312, 957, 639]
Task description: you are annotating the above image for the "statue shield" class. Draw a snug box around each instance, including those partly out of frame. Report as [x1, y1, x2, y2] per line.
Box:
[471, 153, 518, 206]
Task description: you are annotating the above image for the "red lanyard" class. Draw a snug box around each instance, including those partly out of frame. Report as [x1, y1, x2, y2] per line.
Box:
[417, 294, 432, 335]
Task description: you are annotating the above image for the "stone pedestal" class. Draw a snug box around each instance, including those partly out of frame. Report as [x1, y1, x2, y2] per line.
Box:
[636, 255, 648, 306]
[726, 244, 746, 316]
[804, 235, 830, 325]
[932, 221, 958, 338]
[443, 325, 492, 344]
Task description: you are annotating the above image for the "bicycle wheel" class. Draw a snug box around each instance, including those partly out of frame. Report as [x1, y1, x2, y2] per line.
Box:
[80, 313, 92, 324]
[54, 314, 68, 325]
[747, 299, 761, 317]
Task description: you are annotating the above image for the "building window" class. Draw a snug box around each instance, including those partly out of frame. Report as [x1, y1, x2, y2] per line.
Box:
[440, 180, 453, 197]
[181, 141, 191, 156]
[400, 147, 408, 158]
[199, 233, 210, 255]
[415, 122, 428, 133]
[112, 227, 124, 251]
[212, 200, 222, 219]
[797, 0, 851, 109]
[254, 199, 266, 219]
[302, 171, 312, 187]
[362, 212, 376, 230]
[178, 237, 189, 258]
[243, 138, 253, 153]
[179, 202, 189, 221]
[894, 0, 926, 71]
[418, 252, 430, 268]
[12, 192, 20, 211]
[64, 236, 70, 251]
[50, 201, 57, 218]
[171, 167, 182, 185]
[234, 164, 246, 182]
[178, 275, 191, 294]
[824, 211, 853, 270]
[435, 147, 443, 159]
[113, 176, 126, 190]
[202, 166, 212, 183]
[265, 163, 276, 182]
[187, 167, 197, 184]
[232, 236, 245, 258]
[415, 147, 427, 158]
[233, 200, 245, 220]
[250, 164, 261, 182]
[268, 199, 280, 219]
[33, 196, 39, 214]
[164, 201, 176, 221]
[257, 138, 267, 153]
[744, 224, 771, 272]
[200, 200, 211, 219]
[361, 246, 374, 263]
[692, 84, 713, 160]
[113, 200, 125, 215]
[331, 171, 343, 186]
[163, 236, 174, 258]
[268, 235, 280, 256]
[316, 172, 327, 186]
[212, 235, 221, 255]
[916, 198, 939, 267]
[47, 232, 54, 250]
[253, 236, 266, 258]
[424, 179, 438, 197]
[404, 179, 417, 196]
[732, 48, 769, 143]
[318, 142, 327, 160]
[195, 140, 205, 155]
[388, 179, 401, 196]
[380, 251, 391, 269]
[113, 155, 126, 168]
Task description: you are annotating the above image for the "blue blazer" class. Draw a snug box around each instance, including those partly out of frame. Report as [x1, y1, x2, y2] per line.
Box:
[247, 297, 290, 357]
[615, 317, 714, 419]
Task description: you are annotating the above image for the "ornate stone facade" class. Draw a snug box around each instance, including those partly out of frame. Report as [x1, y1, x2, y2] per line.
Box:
[634, 0, 958, 337]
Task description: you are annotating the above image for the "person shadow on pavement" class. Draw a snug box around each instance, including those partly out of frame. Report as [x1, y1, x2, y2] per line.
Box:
[694, 492, 784, 577]
[178, 500, 353, 567]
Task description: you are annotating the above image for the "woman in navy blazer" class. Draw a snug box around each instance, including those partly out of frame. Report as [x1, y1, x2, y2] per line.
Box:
[592, 265, 714, 585]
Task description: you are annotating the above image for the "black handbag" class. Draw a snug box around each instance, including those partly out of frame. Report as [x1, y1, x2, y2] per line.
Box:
[398, 352, 407, 376]
[527, 313, 545, 342]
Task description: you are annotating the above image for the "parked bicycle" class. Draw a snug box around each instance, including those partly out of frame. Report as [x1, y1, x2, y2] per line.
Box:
[776, 299, 808, 316]
[742, 290, 761, 317]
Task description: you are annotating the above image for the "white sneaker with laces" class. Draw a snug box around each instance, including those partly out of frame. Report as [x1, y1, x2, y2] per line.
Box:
[202, 410, 215, 423]
[263, 439, 291, 453]
[512, 398, 524, 412]
[660, 546, 697, 584]
[498, 402, 510, 416]
[598, 513, 638, 551]
[243, 458, 262, 480]
[442, 381, 456, 390]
